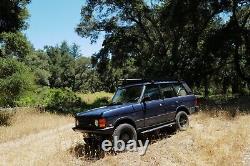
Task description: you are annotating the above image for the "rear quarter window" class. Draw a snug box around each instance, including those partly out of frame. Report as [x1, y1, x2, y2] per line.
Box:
[173, 84, 187, 96]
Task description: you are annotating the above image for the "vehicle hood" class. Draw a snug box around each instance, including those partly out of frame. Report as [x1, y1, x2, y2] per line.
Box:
[76, 103, 133, 117]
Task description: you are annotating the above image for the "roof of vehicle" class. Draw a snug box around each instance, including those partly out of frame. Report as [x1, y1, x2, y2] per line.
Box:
[119, 79, 184, 87]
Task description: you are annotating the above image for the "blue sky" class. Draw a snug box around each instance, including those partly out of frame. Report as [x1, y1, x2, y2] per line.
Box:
[24, 0, 103, 57]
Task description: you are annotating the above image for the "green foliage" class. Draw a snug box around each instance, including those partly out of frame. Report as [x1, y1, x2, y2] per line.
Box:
[45, 42, 76, 89]
[77, 0, 250, 95]
[43, 42, 103, 92]
[0, 0, 31, 33]
[0, 0, 249, 112]
[0, 58, 35, 107]
[24, 51, 51, 86]
[0, 32, 32, 60]
[45, 88, 84, 114]
[16, 87, 113, 114]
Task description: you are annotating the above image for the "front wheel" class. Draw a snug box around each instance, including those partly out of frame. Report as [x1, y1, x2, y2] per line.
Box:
[113, 123, 137, 143]
[175, 111, 189, 131]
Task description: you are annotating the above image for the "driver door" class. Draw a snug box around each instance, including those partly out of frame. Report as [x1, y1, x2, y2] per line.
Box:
[143, 84, 166, 127]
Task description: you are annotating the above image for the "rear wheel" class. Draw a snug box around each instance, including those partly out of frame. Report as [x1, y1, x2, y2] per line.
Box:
[175, 111, 189, 131]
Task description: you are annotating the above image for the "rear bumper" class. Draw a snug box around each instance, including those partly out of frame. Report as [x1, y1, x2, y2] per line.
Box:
[72, 126, 114, 135]
[190, 106, 200, 114]
[195, 106, 200, 112]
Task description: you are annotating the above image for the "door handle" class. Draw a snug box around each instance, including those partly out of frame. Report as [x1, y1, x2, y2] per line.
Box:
[160, 103, 163, 106]
[175, 101, 179, 104]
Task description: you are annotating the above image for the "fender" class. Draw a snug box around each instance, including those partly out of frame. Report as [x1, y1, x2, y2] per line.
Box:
[113, 116, 136, 129]
[176, 105, 190, 115]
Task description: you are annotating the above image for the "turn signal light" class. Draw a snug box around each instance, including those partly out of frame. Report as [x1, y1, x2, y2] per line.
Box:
[98, 118, 106, 128]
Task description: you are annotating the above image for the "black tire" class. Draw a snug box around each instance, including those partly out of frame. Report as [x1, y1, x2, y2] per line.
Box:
[175, 111, 189, 131]
[113, 123, 137, 143]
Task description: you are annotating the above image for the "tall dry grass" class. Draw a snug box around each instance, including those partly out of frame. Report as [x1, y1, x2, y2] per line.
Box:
[33, 111, 250, 166]
[0, 107, 73, 143]
[89, 112, 250, 166]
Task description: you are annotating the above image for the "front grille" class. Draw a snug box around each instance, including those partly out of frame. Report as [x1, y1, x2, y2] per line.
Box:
[76, 117, 97, 129]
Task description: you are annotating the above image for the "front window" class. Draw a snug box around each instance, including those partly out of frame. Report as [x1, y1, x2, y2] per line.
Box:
[112, 85, 143, 104]
[143, 84, 161, 100]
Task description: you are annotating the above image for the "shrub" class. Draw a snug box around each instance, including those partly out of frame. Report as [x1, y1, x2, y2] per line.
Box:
[45, 88, 84, 114]
[0, 110, 14, 126]
[15, 86, 51, 107]
[0, 58, 35, 107]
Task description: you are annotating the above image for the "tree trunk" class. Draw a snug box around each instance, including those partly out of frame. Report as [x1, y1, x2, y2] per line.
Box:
[204, 75, 209, 98]
[232, 74, 239, 94]
[222, 78, 228, 95]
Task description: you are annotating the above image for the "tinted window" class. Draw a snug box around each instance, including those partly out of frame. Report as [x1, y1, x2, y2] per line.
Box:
[112, 85, 143, 103]
[143, 84, 161, 100]
[173, 84, 187, 96]
[160, 84, 176, 98]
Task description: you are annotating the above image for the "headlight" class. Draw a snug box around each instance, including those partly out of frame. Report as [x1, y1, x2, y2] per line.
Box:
[94, 120, 99, 127]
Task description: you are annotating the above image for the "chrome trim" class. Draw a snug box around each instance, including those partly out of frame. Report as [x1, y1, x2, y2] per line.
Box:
[144, 112, 174, 120]
[141, 122, 176, 134]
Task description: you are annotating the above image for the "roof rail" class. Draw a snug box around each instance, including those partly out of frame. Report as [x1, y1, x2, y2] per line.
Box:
[119, 79, 145, 86]
[118, 78, 181, 86]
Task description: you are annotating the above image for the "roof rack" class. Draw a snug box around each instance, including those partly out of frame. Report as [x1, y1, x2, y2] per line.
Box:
[119, 79, 145, 86]
[118, 78, 181, 86]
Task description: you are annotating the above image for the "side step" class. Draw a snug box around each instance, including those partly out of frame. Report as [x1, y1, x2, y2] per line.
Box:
[141, 122, 176, 134]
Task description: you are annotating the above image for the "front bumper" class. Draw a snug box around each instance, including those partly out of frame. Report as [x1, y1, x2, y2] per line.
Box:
[72, 126, 114, 135]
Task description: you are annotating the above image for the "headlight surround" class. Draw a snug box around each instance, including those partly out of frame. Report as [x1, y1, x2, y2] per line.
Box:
[75, 119, 79, 126]
[94, 120, 99, 127]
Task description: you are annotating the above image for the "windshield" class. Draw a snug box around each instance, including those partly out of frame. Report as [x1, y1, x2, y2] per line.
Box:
[112, 85, 143, 104]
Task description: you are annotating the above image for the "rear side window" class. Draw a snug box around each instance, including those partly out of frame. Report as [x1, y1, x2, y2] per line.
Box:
[143, 84, 161, 100]
[173, 84, 187, 96]
[160, 84, 177, 98]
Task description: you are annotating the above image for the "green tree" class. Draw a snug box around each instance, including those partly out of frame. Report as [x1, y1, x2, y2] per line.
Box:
[0, 32, 32, 60]
[24, 50, 51, 86]
[0, 0, 30, 33]
[77, 0, 249, 96]
[0, 58, 34, 107]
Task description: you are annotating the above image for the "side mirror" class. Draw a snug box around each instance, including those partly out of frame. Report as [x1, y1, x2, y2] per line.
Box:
[142, 95, 151, 103]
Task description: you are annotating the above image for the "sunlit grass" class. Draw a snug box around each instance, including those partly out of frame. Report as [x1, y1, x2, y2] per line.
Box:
[0, 108, 73, 143]
[34, 111, 250, 166]
[77, 91, 113, 105]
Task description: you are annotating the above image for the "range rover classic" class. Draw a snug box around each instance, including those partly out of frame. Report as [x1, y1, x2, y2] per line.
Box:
[73, 80, 199, 143]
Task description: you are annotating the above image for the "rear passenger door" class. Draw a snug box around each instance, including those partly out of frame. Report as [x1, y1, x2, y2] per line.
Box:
[160, 83, 178, 121]
[173, 83, 193, 110]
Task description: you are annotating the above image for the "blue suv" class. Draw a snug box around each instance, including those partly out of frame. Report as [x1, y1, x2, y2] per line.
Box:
[73, 80, 199, 142]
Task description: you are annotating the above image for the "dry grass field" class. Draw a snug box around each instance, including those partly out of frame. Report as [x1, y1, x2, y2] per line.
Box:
[0, 108, 73, 143]
[38, 111, 250, 166]
[0, 95, 250, 166]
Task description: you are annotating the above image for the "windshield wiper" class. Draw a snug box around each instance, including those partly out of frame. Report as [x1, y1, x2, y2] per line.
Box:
[109, 102, 123, 106]
[127, 97, 139, 103]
